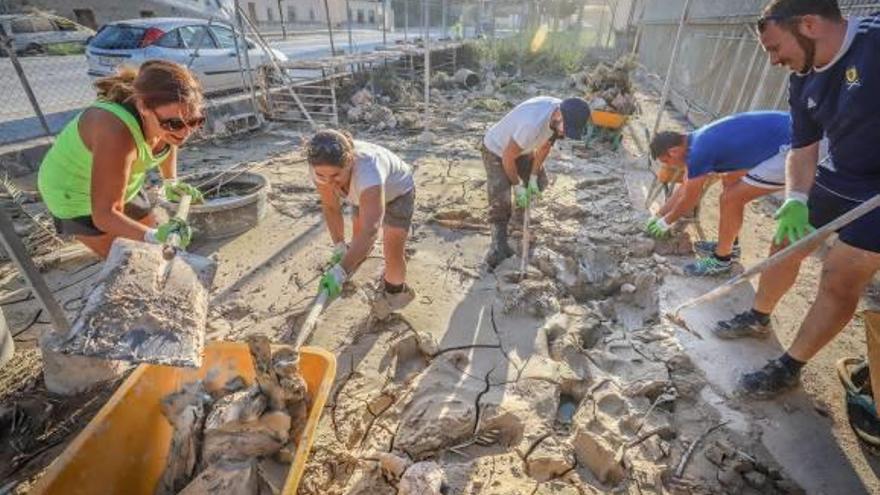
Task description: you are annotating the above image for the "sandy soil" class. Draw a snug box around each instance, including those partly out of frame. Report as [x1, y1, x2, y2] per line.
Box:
[1, 66, 879, 494]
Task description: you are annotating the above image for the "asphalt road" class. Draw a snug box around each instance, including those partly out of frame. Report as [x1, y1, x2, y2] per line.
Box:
[0, 28, 457, 144]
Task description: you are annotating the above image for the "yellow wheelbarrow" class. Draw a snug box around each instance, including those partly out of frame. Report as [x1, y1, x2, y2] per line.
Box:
[585, 109, 629, 151]
[31, 341, 336, 495]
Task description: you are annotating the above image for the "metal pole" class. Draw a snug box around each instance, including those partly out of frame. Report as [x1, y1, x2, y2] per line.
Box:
[713, 31, 748, 114]
[0, 208, 70, 334]
[346, 0, 353, 52]
[705, 31, 732, 108]
[1, 34, 51, 137]
[323, 0, 336, 56]
[382, 0, 387, 45]
[651, 0, 692, 136]
[733, 43, 761, 112]
[700, 27, 727, 102]
[423, 0, 430, 134]
[234, 0, 260, 117]
[442, 0, 447, 37]
[276, 0, 287, 40]
[748, 58, 773, 110]
[405, 0, 409, 41]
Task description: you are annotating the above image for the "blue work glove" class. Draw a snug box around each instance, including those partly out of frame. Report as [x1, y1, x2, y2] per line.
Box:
[773, 198, 813, 245]
[163, 179, 205, 204]
[146, 218, 193, 248]
[319, 264, 347, 299]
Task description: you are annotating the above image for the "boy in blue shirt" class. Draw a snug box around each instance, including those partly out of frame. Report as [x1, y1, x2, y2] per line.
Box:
[722, 1, 880, 442]
[647, 111, 797, 276]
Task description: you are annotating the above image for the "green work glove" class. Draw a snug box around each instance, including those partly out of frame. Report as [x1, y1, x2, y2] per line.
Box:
[163, 179, 205, 204]
[527, 175, 541, 203]
[514, 184, 530, 209]
[646, 217, 672, 239]
[330, 241, 347, 265]
[153, 218, 193, 248]
[773, 198, 813, 245]
[319, 264, 347, 299]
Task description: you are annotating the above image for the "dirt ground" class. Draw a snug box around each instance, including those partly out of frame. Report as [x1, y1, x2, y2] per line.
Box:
[2, 64, 880, 494]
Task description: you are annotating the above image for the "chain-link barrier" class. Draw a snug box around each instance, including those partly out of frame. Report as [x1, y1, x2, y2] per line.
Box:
[636, 0, 880, 128]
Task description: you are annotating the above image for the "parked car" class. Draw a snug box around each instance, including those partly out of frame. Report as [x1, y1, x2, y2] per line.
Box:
[0, 13, 94, 56]
[85, 18, 288, 94]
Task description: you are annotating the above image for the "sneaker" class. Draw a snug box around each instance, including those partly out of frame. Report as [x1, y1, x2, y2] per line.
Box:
[372, 285, 417, 320]
[694, 240, 741, 260]
[684, 256, 733, 277]
[712, 311, 771, 340]
[848, 397, 880, 449]
[738, 359, 801, 399]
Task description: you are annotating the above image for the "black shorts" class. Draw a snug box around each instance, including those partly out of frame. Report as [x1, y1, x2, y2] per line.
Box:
[808, 183, 880, 253]
[52, 189, 153, 237]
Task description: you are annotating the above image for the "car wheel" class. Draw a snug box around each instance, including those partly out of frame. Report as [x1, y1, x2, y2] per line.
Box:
[23, 43, 46, 56]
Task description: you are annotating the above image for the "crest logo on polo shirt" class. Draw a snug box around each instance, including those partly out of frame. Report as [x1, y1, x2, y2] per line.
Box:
[807, 97, 817, 109]
[845, 66, 862, 90]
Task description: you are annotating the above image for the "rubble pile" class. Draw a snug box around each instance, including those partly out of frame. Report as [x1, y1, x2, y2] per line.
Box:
[343, 89, 422, 132]
[570, 55, 638, 115]
[155, 336, 309, 495]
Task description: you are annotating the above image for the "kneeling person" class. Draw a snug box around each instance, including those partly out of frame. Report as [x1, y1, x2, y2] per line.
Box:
[648, 111, 799, 276]
[308, 130, 416, 318]
[481, 96, 591, 268]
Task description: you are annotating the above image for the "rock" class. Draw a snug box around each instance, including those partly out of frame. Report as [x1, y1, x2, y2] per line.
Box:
[399, 461, 444, 495]
[717, 467, 744, 492]
[201, 419, 286, 464]
[39, 332, 130, 396]
[156, 381, 212, 495]
[204, 386, 267, 430]
[571, 428, 625, 485]
[525, 436, 575, 482]
[629, 237, 655, 257]
[744, 471, 767, 489]
[350, 88, 373, 106]
[500, 278, 560, 317]
[588, 97, 608, 110]
[653, 231, 694, 256]
[178, 460, 259, 495]
[620, 283, 636, 294]
[376, 452, 412, 480]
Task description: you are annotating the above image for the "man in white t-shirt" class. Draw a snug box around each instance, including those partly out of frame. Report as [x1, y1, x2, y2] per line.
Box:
[481, 96, 591, 268]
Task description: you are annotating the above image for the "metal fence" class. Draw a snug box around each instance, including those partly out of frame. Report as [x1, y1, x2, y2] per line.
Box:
[635, 0, 880, 129]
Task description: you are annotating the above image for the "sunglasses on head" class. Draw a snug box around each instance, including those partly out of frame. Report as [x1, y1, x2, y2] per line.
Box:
[757, 13, 801, 32]
[157, 115, 205, 132]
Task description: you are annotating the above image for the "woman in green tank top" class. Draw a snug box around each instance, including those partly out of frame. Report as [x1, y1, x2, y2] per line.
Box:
[37, 60, 206, 259]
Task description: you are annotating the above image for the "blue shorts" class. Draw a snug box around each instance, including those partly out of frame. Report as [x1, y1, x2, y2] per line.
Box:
[808, 183, 880, 253]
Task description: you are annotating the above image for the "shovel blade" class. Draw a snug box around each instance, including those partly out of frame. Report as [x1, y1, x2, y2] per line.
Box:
[51, 238, 216, 368]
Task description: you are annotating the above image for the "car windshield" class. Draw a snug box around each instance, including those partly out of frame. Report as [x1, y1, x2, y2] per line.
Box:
[90, 24, 146, 50]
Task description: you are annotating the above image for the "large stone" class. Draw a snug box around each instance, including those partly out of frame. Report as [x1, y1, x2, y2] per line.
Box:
[40, 331, 129, 396]
[525, 435, 575, 482]
[177, 460, 259, 495]
[399, 461, 444, 495]
[571, 427, 625, 485]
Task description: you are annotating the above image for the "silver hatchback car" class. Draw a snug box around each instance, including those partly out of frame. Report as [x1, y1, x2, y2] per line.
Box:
[85, 18, 287, 93]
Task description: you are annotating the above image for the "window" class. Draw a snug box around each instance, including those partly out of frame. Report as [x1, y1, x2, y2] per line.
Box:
[11, 18, 34, 34]
[155, 29, 183, 48]
[140, 11, 155, 18]
[29, 16, 56, 33]
[210, 26, 238, 49]
[179, 26, 217, 49]
[357, 9, 364, 23]
[287, 6, 296, 21]
[90, 24, 146, 49]
[266, 7, 274, 22]
[368, 9, 375, 23]
[247, 2, 257, 22]
[309, 8, 315, 21]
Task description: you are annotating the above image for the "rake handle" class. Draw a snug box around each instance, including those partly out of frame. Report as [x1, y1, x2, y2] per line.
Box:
[162, 194, 192, 260]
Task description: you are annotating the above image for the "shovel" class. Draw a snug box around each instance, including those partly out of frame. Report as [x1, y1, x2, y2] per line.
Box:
[667, 193, 880, 330]
[519, 202, 531, 280]
[286, 289, 330, 351]
[50, 194, 217, 368]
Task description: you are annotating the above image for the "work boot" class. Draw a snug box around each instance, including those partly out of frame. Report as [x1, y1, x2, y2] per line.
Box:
[738, 358, 801, 399]
[684, 255, 733, 277]
[694, 240, 741, 260]
[486, 223, 514, 269]
[372, 284, 417, 320]
[713, 310, 771, 340]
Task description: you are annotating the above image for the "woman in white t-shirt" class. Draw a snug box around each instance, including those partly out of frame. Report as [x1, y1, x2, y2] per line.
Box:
[307, 129, 416, 318]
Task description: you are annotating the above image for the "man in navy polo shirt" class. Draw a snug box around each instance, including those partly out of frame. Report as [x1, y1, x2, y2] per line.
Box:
[723, 0, 880, 430]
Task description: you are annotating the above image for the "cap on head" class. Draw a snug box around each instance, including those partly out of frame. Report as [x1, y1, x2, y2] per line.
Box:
[559, 97, 591, 140]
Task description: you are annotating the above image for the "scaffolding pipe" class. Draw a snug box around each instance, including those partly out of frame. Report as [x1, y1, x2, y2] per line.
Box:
[748, 58, 773, 110]
[712, 29, 748, 114]
[732, 44, 762, 112]
[346, 0, 353, 52]
[323, 0, 337, 56]
[423, 0, 431, 134]
[700, 27, 728, 102]
[234, 0, 260, 117]
[651, 0, 692, 136]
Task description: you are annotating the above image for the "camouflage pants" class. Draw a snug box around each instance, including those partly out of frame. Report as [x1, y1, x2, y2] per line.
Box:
[481, 145, 548, 224]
